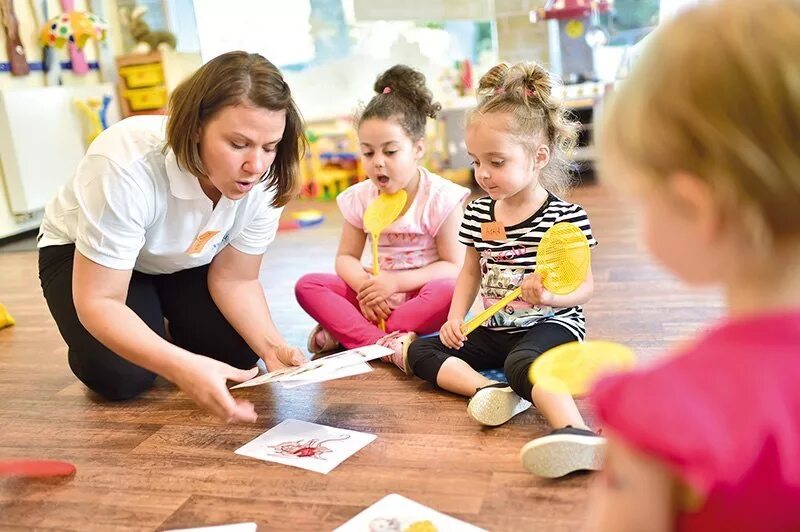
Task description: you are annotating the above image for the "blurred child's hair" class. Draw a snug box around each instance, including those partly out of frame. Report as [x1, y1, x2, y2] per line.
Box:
[601, 0, 800, 252]
[357, 65, 441, 142]
[468, 62, 579, 197]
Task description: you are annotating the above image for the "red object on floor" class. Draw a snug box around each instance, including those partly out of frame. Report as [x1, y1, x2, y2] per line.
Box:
[0, 459, 76, 478]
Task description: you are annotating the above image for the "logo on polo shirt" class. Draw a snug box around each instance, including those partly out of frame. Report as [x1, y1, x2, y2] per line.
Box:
[186, 230, 220, 256]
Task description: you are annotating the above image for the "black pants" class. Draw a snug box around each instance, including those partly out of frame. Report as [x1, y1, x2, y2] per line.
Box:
[38, 244, 259, 400]
[407, 322, 577, 402]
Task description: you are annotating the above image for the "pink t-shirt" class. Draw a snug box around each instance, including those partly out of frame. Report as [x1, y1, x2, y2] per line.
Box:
[592, 310, 800, 531]
[337, 168, 470, 305]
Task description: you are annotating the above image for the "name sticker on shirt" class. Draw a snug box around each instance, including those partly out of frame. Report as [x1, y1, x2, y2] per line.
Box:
[186, 230, 220, 256]
[481, 221, 507, 241]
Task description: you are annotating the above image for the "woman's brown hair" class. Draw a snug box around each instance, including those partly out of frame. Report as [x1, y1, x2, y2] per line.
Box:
[166, 51, 305, 207]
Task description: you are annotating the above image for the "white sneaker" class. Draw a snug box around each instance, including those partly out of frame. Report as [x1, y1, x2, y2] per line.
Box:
[520, 426, 606, 478]
[467, 383, 532, 426]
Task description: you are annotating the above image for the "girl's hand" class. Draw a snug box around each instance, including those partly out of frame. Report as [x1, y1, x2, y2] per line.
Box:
[440, 318, 466, 350]
[357, 274, 397, 307]
[520, 273, 555, 306]
[359, 298, 391, 324]
[173, 354, 260, 423]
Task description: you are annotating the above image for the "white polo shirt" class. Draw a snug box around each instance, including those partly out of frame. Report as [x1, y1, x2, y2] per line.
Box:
[38, 115, 283, 274]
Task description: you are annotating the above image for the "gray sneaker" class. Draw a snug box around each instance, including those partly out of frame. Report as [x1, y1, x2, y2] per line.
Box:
[467, 382, 532, 426]
[520, 426, 606, 478]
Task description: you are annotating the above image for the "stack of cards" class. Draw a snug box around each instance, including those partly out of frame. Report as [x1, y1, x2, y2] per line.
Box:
[235, 420, 376, 475]
[231, 345, 392, 390]
[334, 494, 486, 531]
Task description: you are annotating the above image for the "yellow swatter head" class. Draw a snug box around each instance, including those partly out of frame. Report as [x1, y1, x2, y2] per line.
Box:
[536, 222, 590, 295]
[529, 340, 636, 396]
[363, 190, 408, 235]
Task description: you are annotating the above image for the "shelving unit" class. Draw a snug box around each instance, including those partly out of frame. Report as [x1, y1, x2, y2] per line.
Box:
[115, 52, 167, 118]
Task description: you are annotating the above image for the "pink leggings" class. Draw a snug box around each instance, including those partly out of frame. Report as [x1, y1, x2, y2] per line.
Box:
[295, 273, 456, 348]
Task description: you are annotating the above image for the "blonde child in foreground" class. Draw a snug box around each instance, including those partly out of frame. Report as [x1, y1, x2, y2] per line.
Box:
[589, 0, 800, 530]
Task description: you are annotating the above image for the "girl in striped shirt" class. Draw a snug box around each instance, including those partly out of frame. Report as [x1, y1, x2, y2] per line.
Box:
[407, 62, 603, 478]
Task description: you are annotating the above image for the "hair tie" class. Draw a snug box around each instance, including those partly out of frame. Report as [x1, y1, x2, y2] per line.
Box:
[524, 88, 534, 97]
[494, 87, 505, 95]
[382, 86, 392, 94]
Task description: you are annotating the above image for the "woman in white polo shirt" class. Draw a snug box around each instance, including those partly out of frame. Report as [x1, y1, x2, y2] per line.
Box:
[37, 51, 306, 423]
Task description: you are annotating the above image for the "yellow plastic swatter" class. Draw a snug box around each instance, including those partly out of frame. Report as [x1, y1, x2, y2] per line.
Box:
[461, 222, 590, 335]
[363, 190, 408, 331]
[529, 340, 636, 396]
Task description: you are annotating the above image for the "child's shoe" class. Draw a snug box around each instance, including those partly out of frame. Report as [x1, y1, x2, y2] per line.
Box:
[520, 425, 605, 478]
[306, 324, 340, 354]
[467, 382, 532, 426]
[377, 331, 417, 375]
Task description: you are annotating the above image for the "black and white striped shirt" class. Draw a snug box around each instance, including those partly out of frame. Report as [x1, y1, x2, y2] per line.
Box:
[459, 193, 597, 339]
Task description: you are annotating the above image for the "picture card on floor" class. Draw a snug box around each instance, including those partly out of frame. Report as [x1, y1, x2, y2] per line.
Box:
[280, 362, 373, 389]
[235, 419, 376, 474]
[231, 345, 392, 389]
[334, 494, 486, 531]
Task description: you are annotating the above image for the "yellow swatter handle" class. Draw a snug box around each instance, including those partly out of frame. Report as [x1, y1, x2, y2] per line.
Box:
[369, 231, 386, 332]
[461, 287, 522, 335]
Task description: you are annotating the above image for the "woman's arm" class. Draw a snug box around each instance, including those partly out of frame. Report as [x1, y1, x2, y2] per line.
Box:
[208, 244, 304, 370]
[72, 250, 259, 422]
[585, 434, 675, 532]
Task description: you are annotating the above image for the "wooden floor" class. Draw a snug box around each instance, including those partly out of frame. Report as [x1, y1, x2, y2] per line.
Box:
[0, 182, 723, 531]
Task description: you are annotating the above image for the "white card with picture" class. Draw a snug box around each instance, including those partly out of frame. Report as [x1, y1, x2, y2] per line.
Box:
[231, 345, 392, 389]
[234, 419, 376, 474]
[334, 494, 486, 531]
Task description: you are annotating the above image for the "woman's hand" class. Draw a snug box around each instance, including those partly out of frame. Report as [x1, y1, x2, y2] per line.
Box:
[520, 273, 555, 306]
[262, 344, 305, 371]
[440, 317, 467, 350]
[173, 354, 260, 423]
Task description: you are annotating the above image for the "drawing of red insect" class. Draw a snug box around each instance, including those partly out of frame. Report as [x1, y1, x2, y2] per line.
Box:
[268, 434, 351, 459]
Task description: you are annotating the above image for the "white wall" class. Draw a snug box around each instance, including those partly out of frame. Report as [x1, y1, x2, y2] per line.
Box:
[0, 0, 104, 239]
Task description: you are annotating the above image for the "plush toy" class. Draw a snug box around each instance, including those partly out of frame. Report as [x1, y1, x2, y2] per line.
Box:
[120, 5, 176, 53]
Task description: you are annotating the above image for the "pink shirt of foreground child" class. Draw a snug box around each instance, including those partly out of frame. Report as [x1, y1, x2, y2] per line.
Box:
[592, 310, 800, 530]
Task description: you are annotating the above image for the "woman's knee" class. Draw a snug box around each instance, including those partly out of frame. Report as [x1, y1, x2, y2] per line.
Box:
[68, 351, 156, 401]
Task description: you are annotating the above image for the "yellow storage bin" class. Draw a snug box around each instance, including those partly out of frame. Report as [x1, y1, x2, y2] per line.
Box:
[118, 63, 164, 88]
[124, 87, 167, 111]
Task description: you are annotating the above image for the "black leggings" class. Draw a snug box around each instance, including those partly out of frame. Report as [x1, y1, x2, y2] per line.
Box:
[38, 244, 259, 401]
[406, 322, 577, 402]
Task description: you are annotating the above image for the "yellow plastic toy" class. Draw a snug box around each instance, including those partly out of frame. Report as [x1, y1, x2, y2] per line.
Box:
[363, 190, 408, 331]
[299, 127, 363, 200]
[0, 303, 16, 330]
[462, 222, 590, 334]
[529, 340, 636, 396]
[74, 98, 104, 146]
